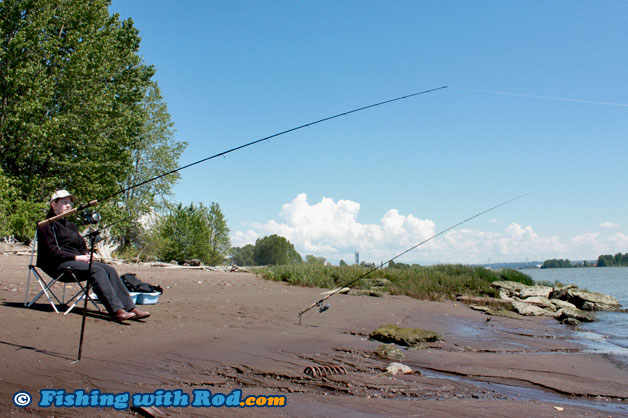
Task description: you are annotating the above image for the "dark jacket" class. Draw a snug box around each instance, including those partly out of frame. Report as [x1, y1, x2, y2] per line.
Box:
[37, 218, 87, 275]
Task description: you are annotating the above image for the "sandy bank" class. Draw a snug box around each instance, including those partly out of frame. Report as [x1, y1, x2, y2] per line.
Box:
[1, 253, 627, 417]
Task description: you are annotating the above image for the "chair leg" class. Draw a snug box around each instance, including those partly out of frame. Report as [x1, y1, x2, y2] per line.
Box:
[26, 266, 62, 313]
[62, 273, 101, 315]
[25, 266, 101, 315]
[63, 281, 101, 315]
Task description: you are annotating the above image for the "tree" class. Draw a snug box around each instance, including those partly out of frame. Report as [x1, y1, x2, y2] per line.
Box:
[339, 259, 348, 267]
[155, 203, 210, 264]
[116, 83, 187, 251]
[231, 244, 255, 266]
[541, 259, 573, 268]
[305, 255, 326, 265]
[0, 168, 11, 237]
[153, 202, 230, 265]
[596, 253, 628, 267]
[253, 235, 302, 266]
[0, 0, 168, 240]
[206, 202, 230, 265]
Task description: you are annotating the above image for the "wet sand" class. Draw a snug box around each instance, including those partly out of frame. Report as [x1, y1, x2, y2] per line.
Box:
[1, 252, 627, 417]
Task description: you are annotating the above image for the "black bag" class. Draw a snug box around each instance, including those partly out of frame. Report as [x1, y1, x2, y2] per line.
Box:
[121, 273, 163, 294]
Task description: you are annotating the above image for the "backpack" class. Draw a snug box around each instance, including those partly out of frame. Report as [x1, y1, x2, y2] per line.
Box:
[121, 273, 163, 294]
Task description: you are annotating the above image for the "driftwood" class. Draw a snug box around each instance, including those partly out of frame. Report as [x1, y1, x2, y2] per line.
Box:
[0, 239, 31, 256]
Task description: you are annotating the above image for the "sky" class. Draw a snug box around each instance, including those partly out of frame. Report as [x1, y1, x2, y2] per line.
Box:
[109, 0, 628, 265]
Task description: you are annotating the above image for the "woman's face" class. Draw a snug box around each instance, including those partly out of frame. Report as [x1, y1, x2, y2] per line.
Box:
[51, 197, 73, 215]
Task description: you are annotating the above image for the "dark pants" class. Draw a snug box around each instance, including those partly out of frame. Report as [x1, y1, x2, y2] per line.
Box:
[58, 260, 135, 315]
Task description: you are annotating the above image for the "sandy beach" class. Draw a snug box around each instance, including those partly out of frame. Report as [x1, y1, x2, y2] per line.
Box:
[1, 251, 627, 417]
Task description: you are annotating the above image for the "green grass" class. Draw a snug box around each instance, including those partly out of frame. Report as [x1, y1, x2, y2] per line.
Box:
[256, 264, 535, 301]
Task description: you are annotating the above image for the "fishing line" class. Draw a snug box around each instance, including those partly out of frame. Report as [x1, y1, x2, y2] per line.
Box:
[297, 193, 529, 324]
[40, 85, 448, 226]
[451, 87, 628, 107]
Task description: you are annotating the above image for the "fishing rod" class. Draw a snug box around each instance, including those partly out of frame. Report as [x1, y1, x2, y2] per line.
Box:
[38, 85, 448, 226]
[297, 193, 529, 325]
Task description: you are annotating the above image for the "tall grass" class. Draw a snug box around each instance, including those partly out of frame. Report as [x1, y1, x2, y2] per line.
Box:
[256, 264, 535, 301]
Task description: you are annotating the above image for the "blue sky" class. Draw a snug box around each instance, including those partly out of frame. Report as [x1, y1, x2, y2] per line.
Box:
[110, 1, 628, 265]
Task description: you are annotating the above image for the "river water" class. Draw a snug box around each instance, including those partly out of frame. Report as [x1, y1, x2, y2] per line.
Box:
[524, 266, 628, 360]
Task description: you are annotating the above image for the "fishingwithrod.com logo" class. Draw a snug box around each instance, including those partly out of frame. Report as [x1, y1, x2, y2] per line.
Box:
[12, 389, 286, 409]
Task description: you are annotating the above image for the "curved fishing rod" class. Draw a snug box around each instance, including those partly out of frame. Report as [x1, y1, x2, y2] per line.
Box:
[297, 193, 529, 325]
[38, 85, 448, 226]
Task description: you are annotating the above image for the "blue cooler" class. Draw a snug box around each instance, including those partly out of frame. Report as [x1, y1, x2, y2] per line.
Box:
[136, 292, 160, 305]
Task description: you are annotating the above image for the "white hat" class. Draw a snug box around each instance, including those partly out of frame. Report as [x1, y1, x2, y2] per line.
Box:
[50, 190, 76, 205]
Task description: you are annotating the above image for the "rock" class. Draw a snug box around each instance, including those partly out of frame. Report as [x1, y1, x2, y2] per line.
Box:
[519, 285, 553, 299]
[456, 295, 513, 310]
[548, 284, 577, 300]
[370, 324, 441, 347]
[554, 307, 596, 323]
[386, 362, 414, 375]
[511, 301, 555, 317]
[184, 259, 203, 266]
[375, 344, 405, 360]
[550, 298, 578, 310]
[562, 317, 581, 326]
[489, 309, 524, 319]
[470, 305, 523, 319]
[469, 305, 492, 313]
[519, 296, 557, 311]
[566, 289, 620, 311]
[491, 281, 527, 298]
[456, 296, 512, 309]
[496, 282, 621, 315]
[582, 301, 596, 311]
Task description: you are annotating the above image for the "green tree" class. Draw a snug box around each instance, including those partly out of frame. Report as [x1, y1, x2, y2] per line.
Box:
[338, 259, 348, 267]
[231, 244, 255, 266]
[253, 235, 302, 266]
[206, 202, 230, 265]
[541, 259, 573, 268]
[156, 203, 211, 264]
[388, 260, 412, 270]
[0, 0, 161, 240]
[0, 168, 11, 237]
[154, 202, 230, 265]
[116, 83, 187, 251]
[305, 254, 326, 265]
[596, 253, 628, 267]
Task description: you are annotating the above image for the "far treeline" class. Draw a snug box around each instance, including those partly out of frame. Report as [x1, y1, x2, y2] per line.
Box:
[541, 253, 628, 268]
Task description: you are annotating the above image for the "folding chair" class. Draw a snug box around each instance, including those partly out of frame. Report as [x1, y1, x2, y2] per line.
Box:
[25, 230, 100, 315]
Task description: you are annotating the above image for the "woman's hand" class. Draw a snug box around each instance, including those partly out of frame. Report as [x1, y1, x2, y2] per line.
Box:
[75, 254, 91, 263]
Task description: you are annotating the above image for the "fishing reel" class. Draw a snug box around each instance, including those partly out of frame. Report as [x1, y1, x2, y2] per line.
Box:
[81, 210, 101, 225]
[317, 302, 330, 313]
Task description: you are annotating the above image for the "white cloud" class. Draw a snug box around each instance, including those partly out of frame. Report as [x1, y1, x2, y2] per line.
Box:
[599, 221, 619, 228]
[230, 193, 628, 264]
[231, 193, 434, 259]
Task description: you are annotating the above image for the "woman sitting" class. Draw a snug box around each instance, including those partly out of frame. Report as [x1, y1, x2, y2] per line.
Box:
[37, 190, 150, 322]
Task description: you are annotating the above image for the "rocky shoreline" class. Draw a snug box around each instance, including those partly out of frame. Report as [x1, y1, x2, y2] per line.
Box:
[460, 280, 625, 327]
